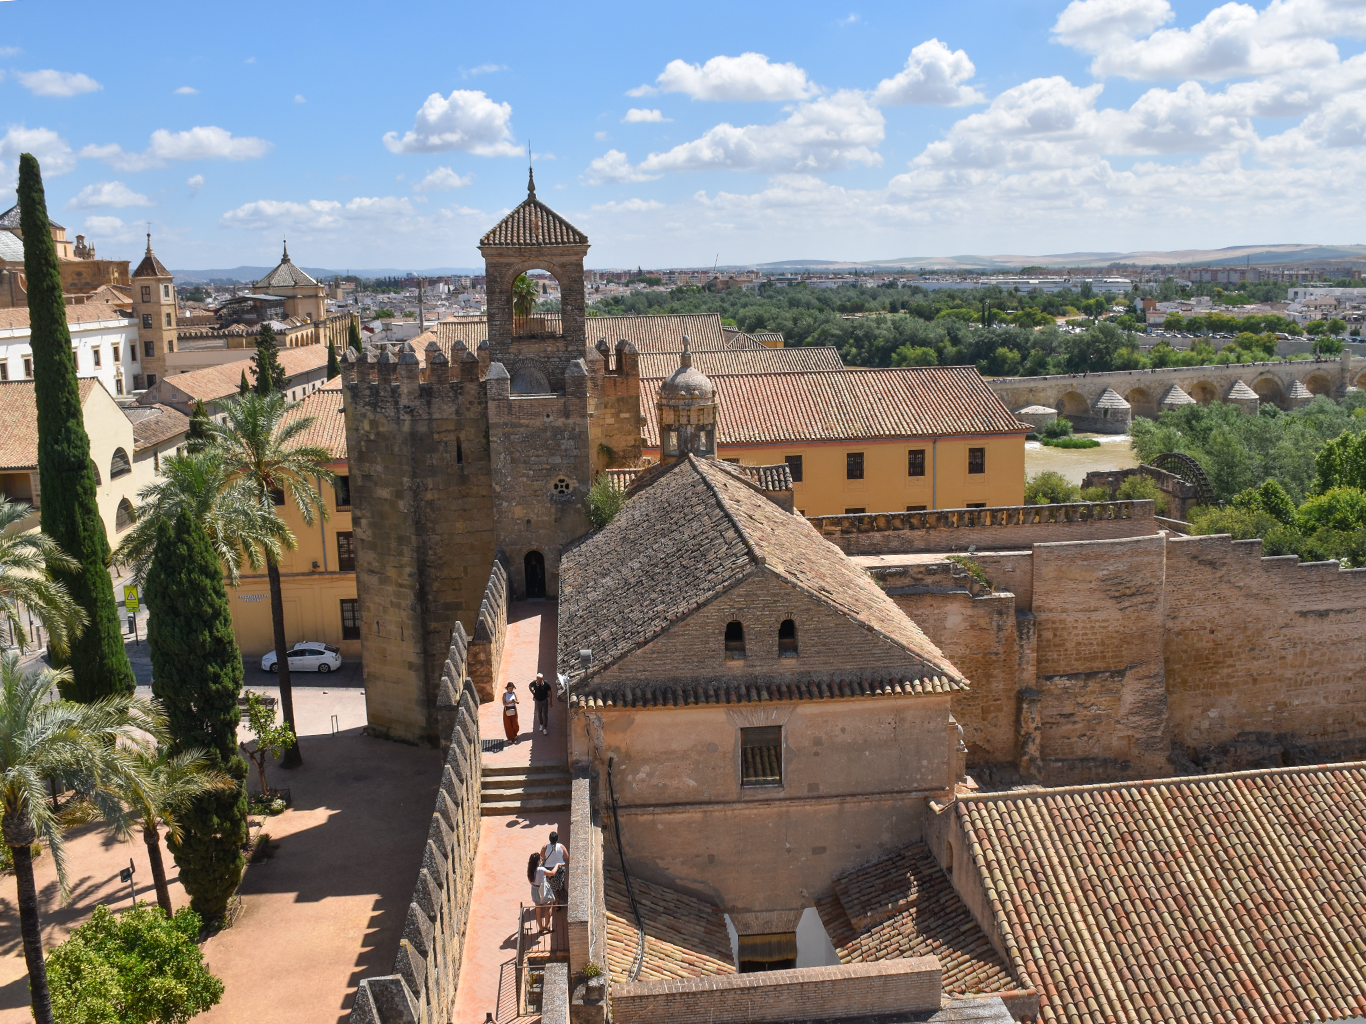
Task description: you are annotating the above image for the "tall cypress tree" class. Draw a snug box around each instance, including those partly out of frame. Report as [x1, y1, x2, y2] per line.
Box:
[347, 317, 363, 354]
[17, 153, 134, 701]
[145, 508, 247, 923]
[238, 370, 249, 396]
[250, 324, 286, 396]
[185, 400, 213, 454]
[326, 339, 340, 379]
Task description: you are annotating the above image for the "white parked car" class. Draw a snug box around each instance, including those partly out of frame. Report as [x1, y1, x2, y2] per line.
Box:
[261, 642, 342, 674]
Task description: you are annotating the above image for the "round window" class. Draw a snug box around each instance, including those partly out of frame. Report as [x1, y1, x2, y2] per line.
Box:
[552, 476, 572, 495]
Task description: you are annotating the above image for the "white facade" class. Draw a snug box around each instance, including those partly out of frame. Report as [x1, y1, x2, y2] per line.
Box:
[0, 313, 143, 396]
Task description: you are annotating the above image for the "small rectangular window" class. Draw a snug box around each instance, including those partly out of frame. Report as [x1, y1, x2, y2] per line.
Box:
[844, 507, 866, 515]
[93, 348, 102, 368]
[145, 373, 157, 386]
[71, 350, 80, 372]
[336, 531, 356, 571]
[144, 340, 155, 357]
[165, 312, 173, 328]
[908, 449, 926, 477]
[741, 726, 782, 787]
[141, 286, 152, 303]
[0, 361, 7, 381]
[907, 505, 927, 512]
[142, 314, 153, 329]
[162, 284, 171, 300]
[334, 476, 351, 509]
[846, 452, 864, 480]
[784, 455, 803, 483]
[340, 599, 360, 640]
[111, 345, 120, 362]
[115, 377, 124, 396]
[966, 502, 987, 508]
[23, 358, 32, 378]
[968, 448, 986, 474]
[129, 344, 138, 362]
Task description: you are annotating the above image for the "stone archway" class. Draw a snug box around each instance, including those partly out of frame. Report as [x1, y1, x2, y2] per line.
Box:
[1190, 381, 1219, 404]
[1057, 390, 1090, 418]
[1303, 372, 1334, 396]
[1356, 369, 1366, 389]
[1251, 375, 1285, 409]
[1126, 386, 1158, 420]
[524, 550, 547, 599]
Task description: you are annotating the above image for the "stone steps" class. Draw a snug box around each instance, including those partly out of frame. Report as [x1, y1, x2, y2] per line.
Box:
[481, 764, 570, 816]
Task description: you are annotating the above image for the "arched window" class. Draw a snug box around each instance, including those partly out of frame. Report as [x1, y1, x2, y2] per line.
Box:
[510, 365, 551, 394]
[90, 460, 102, 486]
[110, 448, 132, 479]
[725, 620, 745, 659]
[778, 619, 798, 658]
[115, 498, 135, 532]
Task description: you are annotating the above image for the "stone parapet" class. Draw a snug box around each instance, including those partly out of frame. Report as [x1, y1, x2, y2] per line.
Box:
[467, 553, 509, 703]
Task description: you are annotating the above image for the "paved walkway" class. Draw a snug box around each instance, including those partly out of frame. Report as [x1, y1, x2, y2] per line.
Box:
[454, 601, 569, 1023]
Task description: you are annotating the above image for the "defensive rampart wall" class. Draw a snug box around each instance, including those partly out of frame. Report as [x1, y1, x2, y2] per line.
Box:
[466, 553, 509, 703]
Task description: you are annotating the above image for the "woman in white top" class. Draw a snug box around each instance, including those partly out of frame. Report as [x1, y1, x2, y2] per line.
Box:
[502, 681, 519, 743]
[542, 830, 569, 903]
[527, 851, 554, 932]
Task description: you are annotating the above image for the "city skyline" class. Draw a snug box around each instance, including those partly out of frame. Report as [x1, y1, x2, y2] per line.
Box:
[2, 0, 1365, 269]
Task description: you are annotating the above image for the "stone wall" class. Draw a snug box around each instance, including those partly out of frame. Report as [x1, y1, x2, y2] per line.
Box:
[467, 554, 509, 703]
[1081, 465, 1200, 521]
[815, 500, 1156, 556]
[609, 959, 942, 1024]
[348, 624, 483, 1024]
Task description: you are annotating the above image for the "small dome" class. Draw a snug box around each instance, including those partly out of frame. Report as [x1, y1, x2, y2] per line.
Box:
[659, 336, 715, 401]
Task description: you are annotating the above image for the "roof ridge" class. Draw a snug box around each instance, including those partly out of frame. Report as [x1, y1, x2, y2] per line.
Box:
[691, 455, 763, 567]
[957, 758, 1366, 803]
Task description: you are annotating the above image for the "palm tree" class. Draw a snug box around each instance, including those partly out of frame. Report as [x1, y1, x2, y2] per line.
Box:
[112, 450, 288, 587]
[212, 391, 333, 767]
[0, 651, 161, 1024]
[513, 272, 540, 319]
[121, 746, 236, 917]
[0, 497, 87, 657]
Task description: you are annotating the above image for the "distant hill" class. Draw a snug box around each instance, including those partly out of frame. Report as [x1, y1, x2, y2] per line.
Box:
[171, 266, 483, 284]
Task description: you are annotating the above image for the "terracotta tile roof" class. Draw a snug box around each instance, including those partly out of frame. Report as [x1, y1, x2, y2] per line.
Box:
[255, 245, 317, 289]
[637, 346, 843, 379]
[572, 673, 963, 710]
[123, 403, 189, 451]
[279, 384, 347, 461]
[604, 869, 734, 983]
[641, 367, 1029, 447]
[816, 844, 1014, 996]
[955, 762, 1366, 1024]
[151, 345, 330, 404]
[0, 305, 135, 332]
[559, 455, 960, 685]
[480, 188, 588, 247]
[733, 462, 793, 492]
[0, 378, 100, 470]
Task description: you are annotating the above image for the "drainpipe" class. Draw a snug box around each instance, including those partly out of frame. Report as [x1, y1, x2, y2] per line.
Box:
[317, 475, 328, 572]
[932, 439, 938, 510]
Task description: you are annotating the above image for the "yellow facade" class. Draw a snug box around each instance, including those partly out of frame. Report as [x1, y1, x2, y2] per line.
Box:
[226, 458, 360, 660]
[703, 434, 1025, 517]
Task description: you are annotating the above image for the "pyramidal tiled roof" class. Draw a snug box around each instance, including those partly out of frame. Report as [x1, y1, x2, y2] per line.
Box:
[1161, 383, 1197, 405]
[1227, 379, 1259, 399]
[0, 202, 64, 232]
[255, 242, 317, 289]
[480, 170, 588, 247]
[132, 235, 170, 278]
[1287, 379, 1313, 399]
[1093, 386, 1130, 409]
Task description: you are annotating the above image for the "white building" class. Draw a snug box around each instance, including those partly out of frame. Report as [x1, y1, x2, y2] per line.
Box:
[0, 305, 144, 396]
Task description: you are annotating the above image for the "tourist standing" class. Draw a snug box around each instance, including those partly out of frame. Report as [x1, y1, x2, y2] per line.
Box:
[528, 851, 553, 932]
[542, 830, 569, 904]
[502, 681, 519, 742]
[529, 672, 553, 734]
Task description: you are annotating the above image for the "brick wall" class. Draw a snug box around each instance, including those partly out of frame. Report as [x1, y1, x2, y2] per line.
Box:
[610, 958, 942, 1024]
[1164, 534, 1366, 768]
[348, 624, 483, 1024]
[816, 500, 1156, 556]
[466, 554, 509, 703]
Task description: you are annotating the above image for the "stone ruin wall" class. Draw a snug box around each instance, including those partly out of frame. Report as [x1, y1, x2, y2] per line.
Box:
[840, 502, 1366, 784]
[466, 554, 509, 704]
[349, 622, 483, 1024]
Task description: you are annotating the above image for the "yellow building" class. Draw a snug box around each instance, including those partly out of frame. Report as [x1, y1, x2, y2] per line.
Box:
[641, 366, 1027, 516]
[225, 379, 360, 660]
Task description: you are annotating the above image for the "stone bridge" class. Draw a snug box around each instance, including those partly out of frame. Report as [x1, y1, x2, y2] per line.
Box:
[986, 350, 1366, 432]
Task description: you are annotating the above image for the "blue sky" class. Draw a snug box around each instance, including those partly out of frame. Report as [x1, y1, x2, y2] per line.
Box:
[2, 0, 1365, 271]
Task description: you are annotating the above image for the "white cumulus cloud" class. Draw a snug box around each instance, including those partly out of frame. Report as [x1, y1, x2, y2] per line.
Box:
[649, 52, 816, 101]
[67, 181, 152, 209]
[15, 69, 101, 97]
[623, 108, 671, 123]
[221, 195, 419, 231]
[187, 174, 204, 194]
[175, 86, 198, 95]
[382, 89, 520, 156]
[82, 126, 272, 171]
[586, 90, 884, 183]
[589, 198, 666, 212]
[0, 127, 76, 178]
[1051, 0, 1174, 51]
[413, 166, 473, 191]
[873, 39, 986, 106]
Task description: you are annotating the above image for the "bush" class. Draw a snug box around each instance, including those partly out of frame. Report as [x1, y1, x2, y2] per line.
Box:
[1042, 436, 1101, 449]
[584, 474, 627, 529]
[1296, 486, 1366, 533]
[1039, 418, 1074, 439]
[1116, 475, 1170, 516]
[1025, 471, 1080, 505]
[46, 904, 223, 1024]
[1080, 485, 1111, 502]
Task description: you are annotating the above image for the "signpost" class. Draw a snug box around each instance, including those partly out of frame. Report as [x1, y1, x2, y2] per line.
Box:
[124, 585, 140, 646]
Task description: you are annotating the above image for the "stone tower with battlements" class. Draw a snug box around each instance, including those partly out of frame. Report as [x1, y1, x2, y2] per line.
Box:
[340, 177, 641, 743]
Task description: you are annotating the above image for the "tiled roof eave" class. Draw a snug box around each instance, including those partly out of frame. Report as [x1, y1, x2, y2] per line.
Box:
[570, 675, 963, 711]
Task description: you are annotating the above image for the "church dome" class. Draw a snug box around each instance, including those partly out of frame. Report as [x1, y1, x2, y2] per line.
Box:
[659, 337, 714, 402]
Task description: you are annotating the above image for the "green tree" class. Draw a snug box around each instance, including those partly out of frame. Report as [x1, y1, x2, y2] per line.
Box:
[1314, 430, 1366, 492]
[17, 152, 135, 702]
[326, 339, 340, 378]
[891, 345, 938, 367]
[0, 652, 158, 1024]
[347, 317, 363, 353]
[374, 307, 396, 319]
[1327, 317, 1348, 337]
[1317, 335, 1345, 356]
[1024, 471, 1080, 505]
[0, 498, 87, 656]
[45, 904, 223, 1024]
[239, 692, 296, 797]
[144, 509, 248, 922]
[1115, 474, 1170, 516]
[250, 324, 286, 396]
[121, 747, 235, 918]
[512, 273, 540, 318]
[185, 401, 213, 455]
[238, 370, 249, 396]
[214, 392, 333, 767]
[1232, 479, 1298, 525]
[584, 473, 627, 529]
[1296, 486, 1366, 533]
[1305, 320, 1327, 337]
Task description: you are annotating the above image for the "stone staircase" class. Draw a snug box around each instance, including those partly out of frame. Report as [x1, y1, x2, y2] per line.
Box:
[481, 764, 571, 816]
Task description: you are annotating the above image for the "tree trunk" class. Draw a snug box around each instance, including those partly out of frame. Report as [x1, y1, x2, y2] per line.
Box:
[265, 553, 301, 768]
[143, 823, 172, 918]
[11, 844, 54, 1024]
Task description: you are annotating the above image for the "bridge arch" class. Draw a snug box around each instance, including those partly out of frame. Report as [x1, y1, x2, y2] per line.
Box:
[1126, 386, 1158, 419]
[1250, 374, 1285, 409]
[1190, 380, 1219, 405]
[1303, 371, 1334, 396]
[1357, 369, 1366, 389]
[1057, 390, 1089, 418]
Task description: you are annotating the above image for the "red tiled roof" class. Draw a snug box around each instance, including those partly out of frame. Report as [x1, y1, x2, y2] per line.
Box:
[604, 869, 734, 983]
[816, 844, 1015, 996]
[124, 403, 189, 451]
[0, 305, 135, 331]
[480, 188, 588, 247]
[956, 762, 1366, 1024]
[152, 345, 330, 404]
[0, 378, 100, 469]
[279, 382, 346, 461]
[637, 346, 843, 379]
[132, 247, 170, 278]
[641, 367, 1030, 448]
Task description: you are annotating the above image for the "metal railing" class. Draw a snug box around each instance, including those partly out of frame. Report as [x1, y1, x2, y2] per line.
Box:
[515, 901, 568, 1017]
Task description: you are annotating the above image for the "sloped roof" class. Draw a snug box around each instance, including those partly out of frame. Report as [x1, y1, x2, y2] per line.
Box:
[132, 243, 170, 279]
[278, 380, 347, 461]
[559, 454, 959, 686]
[0, 305, 135, 332]
[1287, 379, 1313, 399]
[1161, 384, 1197, 405]
[0, 231, 23, 262]
[254, 244, 318, 289]
[123, 403, 189, 451]
[955, 762, 1366, 1024]
[638, 346, 843, 379]
[0, 203, 63, 231]
[816, 844, 1015, 996]
[1093, 387, 1130, 409]
[1227, 379, 1259, 399]
[149, 344, 331, 404]
[604, 869, 733, 984]
[480, 175, 588, 247]
[641, 367, 1029, 448]
[0, 378, 100, 470]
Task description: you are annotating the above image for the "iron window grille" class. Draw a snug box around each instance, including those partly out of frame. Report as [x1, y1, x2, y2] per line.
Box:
[968, 448, 986, 474]
[908, 449, 926, 476]
[846, 452, 864, 480]
[340, 599, 360, 640]
[784, 455, 803, 483]
[336, 532, 356, 571]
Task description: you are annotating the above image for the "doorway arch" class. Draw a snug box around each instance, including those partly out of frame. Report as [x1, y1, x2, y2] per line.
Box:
[524, 550, 546, 599]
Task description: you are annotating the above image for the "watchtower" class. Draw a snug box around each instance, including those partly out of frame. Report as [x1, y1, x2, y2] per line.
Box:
[130, 234, 177, 389]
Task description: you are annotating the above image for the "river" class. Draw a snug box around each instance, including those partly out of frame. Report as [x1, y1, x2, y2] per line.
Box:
[1025, 434, 1139, 485]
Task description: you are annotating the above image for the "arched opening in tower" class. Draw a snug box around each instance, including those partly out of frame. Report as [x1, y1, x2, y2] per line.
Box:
[512, 269, 562, 339]
[524, 550, 547, 599]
